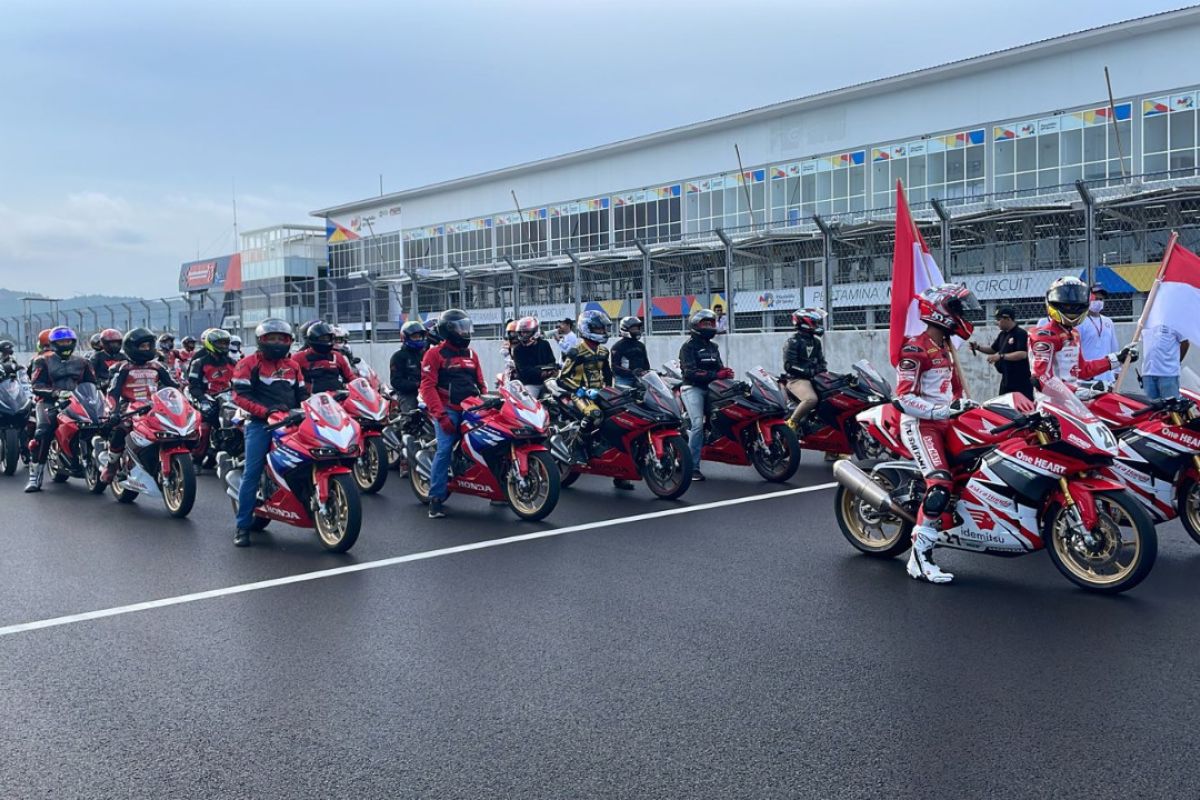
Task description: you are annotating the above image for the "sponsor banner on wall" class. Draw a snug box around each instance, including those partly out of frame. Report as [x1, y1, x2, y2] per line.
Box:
[328, 203, 404, 240]
[802, 269, 1065, 309]
[732, 288, 806, 314]
[178, 253, 240, 293]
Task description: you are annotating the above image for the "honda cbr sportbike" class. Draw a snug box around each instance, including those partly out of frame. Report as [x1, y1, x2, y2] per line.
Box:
[789, 360, 893, 458]
[407, 381, 560, 521]
[340, 376, 390, 494]
[384, 404, 434, 475]
[0, 372, 33, 476]
[834, 377, 1156, 593]
[46, 384, 108, 491]
[97, 387, 200, 518]
[662, 362, 801, 482]
[545, 371, 692, 499]
[192, 390, 243, 469]
[219, 393, 363, 552]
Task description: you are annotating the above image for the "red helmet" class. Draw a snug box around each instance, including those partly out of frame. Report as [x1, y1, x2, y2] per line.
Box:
[918, 283, 979, 338]
[100, 328, 123, 355]
[515, 316, 541, 344]
[37, 329, 52, 351]
[791, 308, 826, 335]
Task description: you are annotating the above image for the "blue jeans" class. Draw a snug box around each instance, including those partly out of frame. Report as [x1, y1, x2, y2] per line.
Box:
[1143, 375, 1180, 400]
[681, 385, 707, 472]
[236, 420, 271, 530]
[431, 409, 462, 502]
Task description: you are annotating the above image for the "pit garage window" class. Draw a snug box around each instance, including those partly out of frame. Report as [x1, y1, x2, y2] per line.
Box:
[1143, 91, 1198, 180]
[993, 104, 1131, 197]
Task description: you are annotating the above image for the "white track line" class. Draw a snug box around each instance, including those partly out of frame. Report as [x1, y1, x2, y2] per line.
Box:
[0, 482, 836, 638]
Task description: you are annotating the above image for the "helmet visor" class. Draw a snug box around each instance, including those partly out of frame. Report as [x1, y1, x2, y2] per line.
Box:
[444, 317, 473, 339]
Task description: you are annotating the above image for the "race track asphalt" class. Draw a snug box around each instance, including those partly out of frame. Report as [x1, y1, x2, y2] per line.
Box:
[1, 456, 1198, 799]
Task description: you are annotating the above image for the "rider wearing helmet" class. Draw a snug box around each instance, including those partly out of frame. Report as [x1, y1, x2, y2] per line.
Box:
[783, 308, 828, 432]
[419, 309, 487, 519]
[331, 326, 360, 366]
[389, 320, 428, 413]
[894, 283, 980, 585]
[157, 333, 180, 375]
[1029, 276, 1137, 390]
[610, 316, 649, 390]
[231, 319, 308, 547]
[178, 335, 198, 368]
[26, 327, 96, 492]
[423, 317, 443, 347]
[500, 320, 519, 383]
[559, 311, 631, 489]
[28, 329, 53, 379]
[294, 321, 356, 394]
[510, 316, 557, 399]
[185, 329, 236, 454]
[100, 328, 178, 484]
[88, 328, 126, 389]
[228, 335, 244, 361]
[89, 333, 103, 353]
[0, 339, 22, 378]
[679, 309, 734, 481]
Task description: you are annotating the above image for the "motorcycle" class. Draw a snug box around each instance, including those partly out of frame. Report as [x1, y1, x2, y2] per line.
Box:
[0, 371, 33, 476]
[544, 371, 692, 499]
[384, 402, 434, 475]
[340, 376, 390, 494]
[406, 381, 560, 521]
[219, 392, 363, 552]
[662, 361, 802, 483]
[192, 390, 242, 469]
[97, 387, 201, 518]
[833, 377, 1156, 593]
[786, 360, 893, 458]
[45, 384, 109, 492]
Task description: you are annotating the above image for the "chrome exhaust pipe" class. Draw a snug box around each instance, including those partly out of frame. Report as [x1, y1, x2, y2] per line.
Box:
[832, 460, 917, 525]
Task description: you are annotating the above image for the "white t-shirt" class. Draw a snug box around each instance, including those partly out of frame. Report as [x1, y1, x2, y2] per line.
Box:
[1078, 313, 1119, 382]
[556, 331, 579, 354]
[1142, 323, 1184, 377]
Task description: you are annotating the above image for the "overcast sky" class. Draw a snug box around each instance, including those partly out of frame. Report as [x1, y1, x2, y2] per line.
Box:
[0, 0, 1191, 297]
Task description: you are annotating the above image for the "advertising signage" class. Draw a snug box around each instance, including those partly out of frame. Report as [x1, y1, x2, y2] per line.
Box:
[178, 253, 241, 293]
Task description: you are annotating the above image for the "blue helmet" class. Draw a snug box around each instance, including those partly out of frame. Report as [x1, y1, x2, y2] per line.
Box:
[401, 320, 427, 350]
[48, 326, 78, 358]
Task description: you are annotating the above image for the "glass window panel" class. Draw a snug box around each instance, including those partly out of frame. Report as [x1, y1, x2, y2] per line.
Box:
[1083, 126, 1106, 162]
[1016, 171, 1036, 192]
[1144, 153, 1169, 175]
[1083, 160, 1107, 180]
[947, 149, 965, 182]
[1169, 150, 1197, 174]
[927, 152, 945, 184]
[890, 159, 907, 185]
[1110, 121, 1131, 160]
[849, 165, 865, 196]
[801, 174, 815, 202]
[966, 179, 985, 197]
[1170, 111, 1196, 150]
[711, 192, 723, 217]
[833, 169, 848, 199]
[1016, 138, 1037, 172]
[816, 171, 832, 200]
[1061, 129, 1083, 165]
[1038, 168, 1059, 189]
[1037, 135, 1059, 170]
[994, 140, 1015, 174]
[966, 146, 984, 180]
[873, 162, 889, 194]
[1144, 115, 1169, 154]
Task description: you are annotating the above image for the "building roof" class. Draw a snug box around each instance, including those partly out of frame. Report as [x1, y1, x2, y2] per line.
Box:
[312, 5, 1200, 218]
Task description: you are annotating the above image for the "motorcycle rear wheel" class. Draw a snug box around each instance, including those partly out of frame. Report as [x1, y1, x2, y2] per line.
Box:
[352, 437, 388, 494]
[750, 423, 801, 483]
[834, 459, 913, 558]
[1045, 489, 1156, 594]
[1176, 477, 1200, 545]
[640, 434, 692, 500]
[314, 473, 361, 553]
[504, 450, 560, 521]
[162, 453, 196, 518]
[2, 428, 18, 476]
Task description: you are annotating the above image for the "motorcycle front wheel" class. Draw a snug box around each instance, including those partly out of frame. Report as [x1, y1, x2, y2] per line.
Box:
[47, 442, 70, 483]
[639, 434, 692, 500]
[1044, 489, 1156, 594]
[313, 473, 361, 553]
[834, 459, 913, 558]
[2, 428, 18, 476]
[407, 442, 433, 505]
[352, 437, 388, 494]
[1175, 476, 1200, 545]
[750, 423, 801, 483]
[83, 448, 106, 495]
[504, 450, 561, 521]
[162, 453, 196, 518]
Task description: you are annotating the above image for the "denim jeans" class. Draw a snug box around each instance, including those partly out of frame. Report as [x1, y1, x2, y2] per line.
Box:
[236, 420, 271, 530]
[681, 385, 707, 472]
[431, 409, 462, 502]
[1143, 374, 1180, 400]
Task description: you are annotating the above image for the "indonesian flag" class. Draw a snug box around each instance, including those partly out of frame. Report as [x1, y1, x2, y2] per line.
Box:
[888, 181, 946, 366]
[1144, 240, 1200, 344]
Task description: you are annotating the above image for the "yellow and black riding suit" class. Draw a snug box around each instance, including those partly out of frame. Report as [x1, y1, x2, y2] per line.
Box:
[557, 340, 612, 423]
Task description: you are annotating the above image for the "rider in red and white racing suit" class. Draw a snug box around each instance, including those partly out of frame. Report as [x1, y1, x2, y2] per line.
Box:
[1029, 276, 1138, 390]
[894, 284, 980, 585]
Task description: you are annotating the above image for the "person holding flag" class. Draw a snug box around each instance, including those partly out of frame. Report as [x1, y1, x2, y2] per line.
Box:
[1122, 235, 1200, 400]
[1029, 277, 1137, 391]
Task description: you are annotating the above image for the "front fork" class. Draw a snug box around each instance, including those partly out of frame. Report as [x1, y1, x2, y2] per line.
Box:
[1038, 429, 1099, 547]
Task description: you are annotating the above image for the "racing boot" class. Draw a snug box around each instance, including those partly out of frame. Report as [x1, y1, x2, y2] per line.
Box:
[905, 524, 953, 584]
[24, 462, 44, 493]
[99, 456, 119, 485]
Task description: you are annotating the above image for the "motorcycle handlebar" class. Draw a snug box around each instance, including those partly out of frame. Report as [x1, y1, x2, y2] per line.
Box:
[991, 415, 1033, 434]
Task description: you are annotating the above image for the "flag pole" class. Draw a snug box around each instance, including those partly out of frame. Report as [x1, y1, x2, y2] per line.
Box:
[908, 199, 974, 399]
[1114, 231, 1178, 392]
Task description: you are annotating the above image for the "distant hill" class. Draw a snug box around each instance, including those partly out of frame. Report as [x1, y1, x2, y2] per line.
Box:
[0, 289, 147, 319]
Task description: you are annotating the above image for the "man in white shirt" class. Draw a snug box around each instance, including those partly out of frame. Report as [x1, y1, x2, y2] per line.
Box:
[714, 304, 729, 334]
[1078, 284, 1120, 384]
[554, 317, 579, 356]
[1142, 322, 1189, 400]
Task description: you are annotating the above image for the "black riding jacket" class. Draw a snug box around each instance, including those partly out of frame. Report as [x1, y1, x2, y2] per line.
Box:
[783, 332, 826, 379]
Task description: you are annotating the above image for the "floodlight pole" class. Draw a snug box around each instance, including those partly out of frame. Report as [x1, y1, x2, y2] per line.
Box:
[714, 228, 736, 334]
[502, 256, 521, 319]
[564, 250, 583, 322]
[1075, 180, 1097, 291]
[633, 240, 653, 337]
[813, 215, 837, 321]
[930, 197, 952, 280]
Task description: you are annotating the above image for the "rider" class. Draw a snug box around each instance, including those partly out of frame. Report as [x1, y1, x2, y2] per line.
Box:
[88, 328, 126, 389]
[26, 327, 96, 492]
[610, 316, 649, 390]
[679, 309, 734, 482]
[389, 321, 427, 413]
[157, 333, 180, 375]
[294, 321, 356, 394]
[28, 329, 52, 379]
[419, 309, 486, 519]
[0, 340, 22, 378]
[894, 284, 979, 585]
[100, 328, 178, 484]
[230, 319, 307, 547]
[185, 328, 236, 453]
[1029, 277, 1138, 390]
[783, 308, 827, 433]
[88, 333, 103, 354]
[228, 335, 244, 361]
[178, 335, 198, 369]
[332, 326, 361, 367]
[511, 316, 557, 398]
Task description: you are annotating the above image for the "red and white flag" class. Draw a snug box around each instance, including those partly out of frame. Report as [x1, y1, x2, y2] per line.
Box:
[888, 181, 946, 366]
[1144, 240, 1200, 344]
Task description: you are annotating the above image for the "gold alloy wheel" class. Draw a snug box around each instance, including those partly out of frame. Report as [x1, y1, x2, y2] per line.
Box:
[506, 458, 550, 517]
[315, 480, 350, 547]
[1184, 481, 1200, 536]
[1050, 496, 1142, 587]
[163, 458, 184, 512]
[838, 472, 905, 552]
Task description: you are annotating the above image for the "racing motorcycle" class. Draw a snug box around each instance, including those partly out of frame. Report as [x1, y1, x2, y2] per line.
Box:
[662, 362, 802, 482]
[45, 384, 109, 492]
[787, 360, 893, 458]
[406, 381, 560, 521]
[384, 403, 434, 475]
[833, 377, 1156, 593]
[192, 390, 243, 469]
[219, 392, 363, 552]
[97, 387, 201, 518]
[339, 376, 390, 494]
[0, 371, 33, 476]
[544, 371, 692, 499]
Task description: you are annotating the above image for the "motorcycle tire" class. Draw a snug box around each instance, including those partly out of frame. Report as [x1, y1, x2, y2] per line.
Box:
[353, 437, 389, 495]
[110, 476, 138, 504]
[1175, 476, 1200, 545]
[162, 454, 197, 519]
[83, 450, 106, 495]
[2, 428, 19, 476]
[408, 441, 433, 505]
[834, 459, 914, 558]
[750, 423, 801, 483]
[560, 469, 581, 489]
[504, 450, 561, 522]
[639, 434, 692, 500]
[1044, 489, 1156, 594]
[314, 473, 361, 553]
[386, 438, 404, 471]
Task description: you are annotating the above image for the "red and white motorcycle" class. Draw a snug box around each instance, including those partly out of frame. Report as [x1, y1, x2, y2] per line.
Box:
[834, 377, 1157, 593]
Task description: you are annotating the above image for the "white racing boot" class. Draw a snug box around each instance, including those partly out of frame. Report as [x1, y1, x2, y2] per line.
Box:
[24, 463, 44, 493]
[906, 524, 953, 584]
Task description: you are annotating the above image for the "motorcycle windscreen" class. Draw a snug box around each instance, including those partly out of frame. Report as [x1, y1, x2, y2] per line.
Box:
[502, 380, 538, 411]
[154, 387, 189, 416]
[639, 372, 683, 416]
[746, 367, 788, 408]
[853, 359, 892, 397]
[0, 377, 31, 414]
[349, 377, 383, 407]
[1036, 376, 1097, 421]
[660, 359, 682, 381]
[1181, 366, 1200, 395]
[74, 383, 108, 422]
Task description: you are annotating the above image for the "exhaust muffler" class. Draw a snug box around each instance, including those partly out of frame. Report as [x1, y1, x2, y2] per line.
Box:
[832, 460, 917, 525]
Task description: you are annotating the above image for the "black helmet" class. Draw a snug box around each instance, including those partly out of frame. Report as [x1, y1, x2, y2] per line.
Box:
[0, 340, 13, 356]
[157, 333, 175, 351]
[1045, 276, 1090, 328]
[124, 327, 157, 364]
[255, 318, 294, 361]
[423, 317, 443, 345]
[437, 309, 473, 348]
[577, 310, 611, 343]
[181, 335, 197, 351]
[89, 333, 102, 352]
[689, 309, 718, 340]
[305, 321, 335, 353]
[618, 316, 644, 340]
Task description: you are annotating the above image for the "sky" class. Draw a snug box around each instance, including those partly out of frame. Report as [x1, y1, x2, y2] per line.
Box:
[0, 0, 1192, 298]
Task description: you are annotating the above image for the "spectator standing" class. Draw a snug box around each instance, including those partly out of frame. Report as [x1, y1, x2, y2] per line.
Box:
[1141, 322, 1190, 400]
[554, 317, 579, 356]
[968, 306, 1033, 399]
[1078, 284, 1120, 384]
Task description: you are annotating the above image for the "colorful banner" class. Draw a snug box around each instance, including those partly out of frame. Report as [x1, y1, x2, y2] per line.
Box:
[802, 269, 1068, 310]
[327, 203, 403, 240]
[178, 253, 240, 293]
